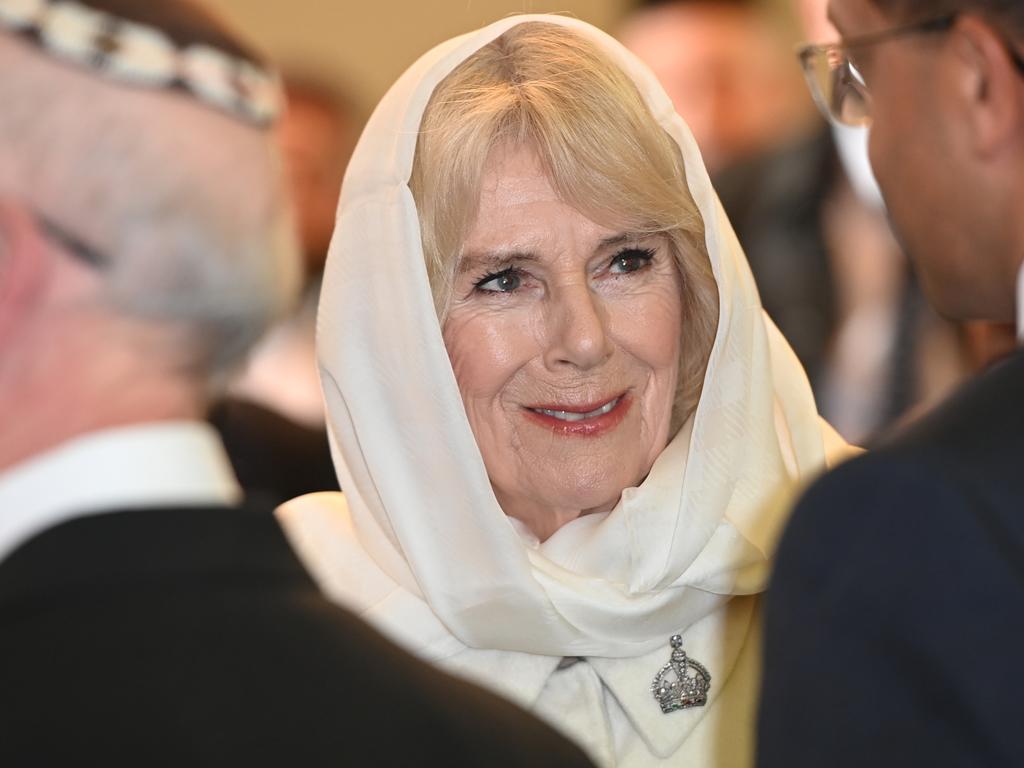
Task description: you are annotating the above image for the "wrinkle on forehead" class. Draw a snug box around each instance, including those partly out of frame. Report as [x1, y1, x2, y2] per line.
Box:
[479, 145, 559, 204]
[472, 145, 638, 254]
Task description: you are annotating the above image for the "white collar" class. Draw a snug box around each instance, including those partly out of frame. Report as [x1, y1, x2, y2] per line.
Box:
[1017, 260, 1024, 343]
[0, 421, 241, 563]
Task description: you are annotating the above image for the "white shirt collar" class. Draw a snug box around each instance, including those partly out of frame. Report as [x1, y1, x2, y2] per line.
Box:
[0, 421, 241, 564]
[438, 595, 757, 759]
[1017, 261, 1024, 342]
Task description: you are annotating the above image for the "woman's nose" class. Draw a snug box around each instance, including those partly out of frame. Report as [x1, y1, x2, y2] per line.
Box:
[542, 283, 612, 371]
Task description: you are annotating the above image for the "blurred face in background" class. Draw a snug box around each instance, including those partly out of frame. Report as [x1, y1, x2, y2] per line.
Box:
[621, 1, 813, 174]
[278, 88, 355, 280]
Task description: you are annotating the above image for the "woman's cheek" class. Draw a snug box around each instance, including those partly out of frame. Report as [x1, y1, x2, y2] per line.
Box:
[608, 287, 683, 369]
[445, 309, 531, 400]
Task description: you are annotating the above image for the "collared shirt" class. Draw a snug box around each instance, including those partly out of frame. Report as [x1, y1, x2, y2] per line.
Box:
[0, 421, 241, 564]
[439, 595, 761, 767]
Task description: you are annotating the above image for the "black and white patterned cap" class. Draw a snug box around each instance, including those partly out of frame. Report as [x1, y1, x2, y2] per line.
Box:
[0, 0, 282, 126]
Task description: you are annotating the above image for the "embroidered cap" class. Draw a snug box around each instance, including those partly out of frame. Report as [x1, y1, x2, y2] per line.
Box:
[0, 0, 282, 125]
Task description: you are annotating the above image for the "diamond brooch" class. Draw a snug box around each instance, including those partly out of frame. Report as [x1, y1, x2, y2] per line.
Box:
[651, 634, 711, 714]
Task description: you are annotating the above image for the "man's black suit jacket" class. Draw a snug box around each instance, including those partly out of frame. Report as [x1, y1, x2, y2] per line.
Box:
[208, 398, 340, 506]
[758, 349, 1024, 767]
[0, 503, 594, 767]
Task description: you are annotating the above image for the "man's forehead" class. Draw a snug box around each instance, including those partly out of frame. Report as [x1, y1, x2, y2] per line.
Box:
[0, 0, 282, 126]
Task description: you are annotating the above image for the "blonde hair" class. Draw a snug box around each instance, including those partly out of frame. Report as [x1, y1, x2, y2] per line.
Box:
[409, 21, 719, 427]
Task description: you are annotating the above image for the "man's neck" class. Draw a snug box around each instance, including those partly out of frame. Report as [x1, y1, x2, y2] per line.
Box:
[0, 304, 208, 473]
[0, 345, 204, 473]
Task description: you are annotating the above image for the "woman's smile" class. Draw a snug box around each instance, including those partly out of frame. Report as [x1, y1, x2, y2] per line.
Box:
[522, 392, 631, 435]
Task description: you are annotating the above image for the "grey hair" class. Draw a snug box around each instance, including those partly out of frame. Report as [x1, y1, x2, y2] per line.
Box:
[0, 34, 301, 384]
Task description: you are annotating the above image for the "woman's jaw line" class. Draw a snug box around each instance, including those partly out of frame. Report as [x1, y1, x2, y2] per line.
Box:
[501, 492, 622, 542]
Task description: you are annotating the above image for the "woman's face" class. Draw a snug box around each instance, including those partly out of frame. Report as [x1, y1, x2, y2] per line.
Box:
[443, 146, 684, 539]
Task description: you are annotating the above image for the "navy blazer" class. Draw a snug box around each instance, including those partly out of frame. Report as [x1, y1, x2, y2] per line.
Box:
[758, 349, 1024, 767]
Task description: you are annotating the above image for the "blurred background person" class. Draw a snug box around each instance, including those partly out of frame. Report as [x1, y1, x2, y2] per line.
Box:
[229, 75, 358, 429]
[619, 0, 815, 175]
[0, 2, 597, 765]
[212, 76, 355, 504]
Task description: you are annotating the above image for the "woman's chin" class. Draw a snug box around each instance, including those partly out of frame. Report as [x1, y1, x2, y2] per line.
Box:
[498, 482, 629, 539]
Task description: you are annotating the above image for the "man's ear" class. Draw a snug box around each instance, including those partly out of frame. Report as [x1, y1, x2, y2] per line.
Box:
[0, 200, 52, 345]
[947, 15, 1024, 160]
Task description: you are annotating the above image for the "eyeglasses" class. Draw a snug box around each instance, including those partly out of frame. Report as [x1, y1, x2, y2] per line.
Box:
[797, 14, 1024, 127]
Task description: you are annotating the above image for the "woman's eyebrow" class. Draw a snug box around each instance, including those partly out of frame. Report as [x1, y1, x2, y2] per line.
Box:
[457, 250, 540, 274]
[599, 232, 645, 248]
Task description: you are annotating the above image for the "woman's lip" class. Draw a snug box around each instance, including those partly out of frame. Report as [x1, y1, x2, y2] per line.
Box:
[522, 393, 630, 436]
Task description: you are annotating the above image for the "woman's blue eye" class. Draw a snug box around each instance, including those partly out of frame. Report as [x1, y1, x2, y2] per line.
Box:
[475, 268, 521, 293]
[609, 247, 655, 274]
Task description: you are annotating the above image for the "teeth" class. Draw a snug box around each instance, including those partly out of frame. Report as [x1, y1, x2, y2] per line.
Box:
[534, 397, 620, 421]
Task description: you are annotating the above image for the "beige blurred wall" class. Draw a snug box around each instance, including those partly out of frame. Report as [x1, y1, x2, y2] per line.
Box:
[206, 0, 628, 114]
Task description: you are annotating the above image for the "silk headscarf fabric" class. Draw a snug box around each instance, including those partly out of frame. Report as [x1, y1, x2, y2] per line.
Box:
[279, 15, 849, 661]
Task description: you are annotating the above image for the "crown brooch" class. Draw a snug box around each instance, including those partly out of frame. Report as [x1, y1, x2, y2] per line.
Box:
[651, 634, 711, 714]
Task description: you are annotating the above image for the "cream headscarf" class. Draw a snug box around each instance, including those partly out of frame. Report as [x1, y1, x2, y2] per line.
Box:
[280, 15, 848, 665]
